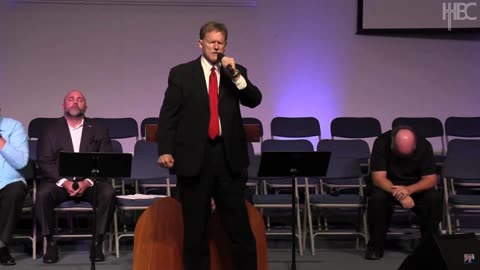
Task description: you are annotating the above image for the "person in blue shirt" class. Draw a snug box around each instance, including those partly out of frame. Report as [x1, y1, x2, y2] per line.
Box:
[0, 107, 29, 266]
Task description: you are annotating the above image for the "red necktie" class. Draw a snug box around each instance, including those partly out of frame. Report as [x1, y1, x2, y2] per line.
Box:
[208, 66, 219, 139]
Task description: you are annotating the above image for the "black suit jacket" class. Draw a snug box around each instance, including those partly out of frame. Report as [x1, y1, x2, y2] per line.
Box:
[157, 57, 262, 176]
[37, 117, 113, 182]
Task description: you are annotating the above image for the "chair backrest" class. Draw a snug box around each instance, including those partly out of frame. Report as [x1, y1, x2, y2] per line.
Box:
[93, 117, 139, 140]
[442, 139, 480, 180]
[111, 139, 123, 153]
[324, 158, 363, 179]
[140, 117, 159, 139]
[261, 139, 314, 153]
[445, 117, 480, 143]
[442, 156, 480, 181]
[28, 140, 38, 161]
[330, 117, 381, 139]
[144, 124, 159, 143]
[270, 117, 320, 140]
[28, 118, 57, 164]
[243, 117, 264, 143]
[317, 139, 370, 162]
[28, 117, 57, 139]
[317, 140, 369, 188]
[134, 140, 158, 157]
[392, 117, 445, 154]
[445, 139, 480, 159]
[132, 141, 168, 180]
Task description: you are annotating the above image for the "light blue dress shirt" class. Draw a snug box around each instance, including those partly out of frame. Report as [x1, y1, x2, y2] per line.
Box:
[0, 117, 29, 190]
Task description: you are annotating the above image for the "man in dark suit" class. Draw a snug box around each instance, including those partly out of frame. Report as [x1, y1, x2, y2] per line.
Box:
[157, 21, 262, 270]
[36, 90, 116, 263]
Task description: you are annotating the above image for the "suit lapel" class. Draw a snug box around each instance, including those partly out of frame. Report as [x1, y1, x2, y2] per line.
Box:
[193, 58, 209, 103]
[60, 118, 75, 152]
[79, 118, 92, 152]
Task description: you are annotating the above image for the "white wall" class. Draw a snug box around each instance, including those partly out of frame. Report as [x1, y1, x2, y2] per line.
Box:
[2, 0, 479, 153]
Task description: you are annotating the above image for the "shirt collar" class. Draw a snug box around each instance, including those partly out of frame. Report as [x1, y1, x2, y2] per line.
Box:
[201, 55, 220, 72]
[69, 118, 84, 130]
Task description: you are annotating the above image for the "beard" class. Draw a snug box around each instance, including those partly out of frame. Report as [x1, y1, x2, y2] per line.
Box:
[66, 107, 85, 118]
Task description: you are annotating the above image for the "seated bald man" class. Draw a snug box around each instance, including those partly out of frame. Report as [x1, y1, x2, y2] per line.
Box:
[365, 126, 443, 260]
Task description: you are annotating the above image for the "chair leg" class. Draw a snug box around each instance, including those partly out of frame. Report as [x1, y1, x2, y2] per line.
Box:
[362, 208, 369, 246]
[166, 179, 171, 197]
[446, 207, 453, 234]
[454, 211, 461, 232]
[296, 204, 303, 256]
[114, 210, 120, 258]
[317, 216, 323, 231]
[308, 206, 315, 256]
[33, 219, 37, 260]
[302, 205, 308, 254]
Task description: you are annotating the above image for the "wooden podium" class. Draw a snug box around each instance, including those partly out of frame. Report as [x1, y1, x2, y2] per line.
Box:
[133, 197, 183, 270]
[133, 197, 268, 270]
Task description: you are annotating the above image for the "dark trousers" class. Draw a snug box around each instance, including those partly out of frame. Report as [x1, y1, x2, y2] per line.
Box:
[0, 181, 28, 243]
[178, 138, 257, 270]
[367, 186, 443, 252]
[35, 181, 116, 237]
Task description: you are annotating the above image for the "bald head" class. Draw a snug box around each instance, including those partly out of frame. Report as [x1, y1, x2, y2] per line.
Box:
[63, 90, 87, 118]
[392, 128, 416, 157]
[64, 90, 86, 103]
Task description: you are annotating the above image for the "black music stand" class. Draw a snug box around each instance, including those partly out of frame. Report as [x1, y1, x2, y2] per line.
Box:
[59, 152, 132, 270]
[258, 151, 331, 270]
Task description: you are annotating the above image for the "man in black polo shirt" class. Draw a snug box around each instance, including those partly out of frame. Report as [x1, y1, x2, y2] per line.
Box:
[365, 126, 443, 260]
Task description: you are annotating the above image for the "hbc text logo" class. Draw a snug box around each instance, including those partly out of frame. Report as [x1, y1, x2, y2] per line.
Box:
[442, 2, 478, 30]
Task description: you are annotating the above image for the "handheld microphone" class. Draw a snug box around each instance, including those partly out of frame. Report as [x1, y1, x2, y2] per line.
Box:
[72, 181, 79, 190]
[217, 53, 236, 76]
